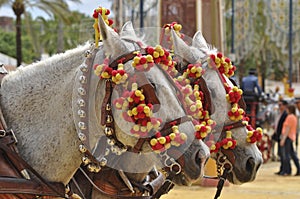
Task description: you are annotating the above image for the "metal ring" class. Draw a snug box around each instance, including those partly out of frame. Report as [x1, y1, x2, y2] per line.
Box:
[0, 130, 6, 137]
[170, 162, 182, 175]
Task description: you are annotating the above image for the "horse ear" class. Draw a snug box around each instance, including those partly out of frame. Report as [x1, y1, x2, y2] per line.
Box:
[192, 31, 208, 50]
[192, 31, 216, 56]
[170, 29, 198, 63]
[98, 15, 129, 58]
[120, 21, 135, 37]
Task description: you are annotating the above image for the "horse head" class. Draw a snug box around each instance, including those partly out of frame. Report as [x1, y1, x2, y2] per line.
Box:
[170, 28, 263, 185]
[71, 16, 211, 198]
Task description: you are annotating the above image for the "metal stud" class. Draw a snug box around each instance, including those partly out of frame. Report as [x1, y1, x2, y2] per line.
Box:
[105, 148, 110, 156]
[78, 122, 86, 130]
[121, 146, 127, 153]
[77, 99, 85, 107]
[82, 156, 91, 165]
[79, 144, 87, 153]
[78, 132, 86, 141]
[79, 75, 87, 84]
[80, 63, 88, 72]
[84, 50, 92, 58]
[115, 148, 122, 155]
[78, 110, 86, 118]
[106, 104, 111, 111]
[87, 164, 96, 172]
[111, 146, 117, 154]
[78, 87, 86, 96]
[94, 165, 101, 173]
[104, 127, 113, 136]
[106, 115, 113, 123]
[99, 157, 107, 167]
[107, 139, 116, 146]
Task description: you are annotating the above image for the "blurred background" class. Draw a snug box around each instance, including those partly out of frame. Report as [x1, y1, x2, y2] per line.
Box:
[0, 0, 300, 97]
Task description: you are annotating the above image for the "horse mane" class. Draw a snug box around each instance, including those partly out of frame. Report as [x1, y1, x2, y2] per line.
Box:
[0, 42, 93, 184]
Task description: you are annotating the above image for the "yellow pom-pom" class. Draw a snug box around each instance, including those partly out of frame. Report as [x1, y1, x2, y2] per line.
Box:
[169, 133, 176, 140]
[172, 125, 179, 133]
[247, 131, 253, 137]
[158, 137, 166, 144]
[190, 105, 196, 112]
[165, 143, 171, 149]
[133, 56, 141, 64]
[133, 125, 139, 131]
[150, 139, 157, 146]
[226, 131, 232, 138]
[201, 132, 207, 138]
[159, 50, 164, 56]
[146, 54, 153, 62]
[227, 141, 233, 147]
[210, 145, 216, 150]
[127, 108, 133, 114]
[141, 126, 147, 132]
[132, 83, 138, 90]
[144, 106, 150, 114]
[180, 133, 187, 141]
[153, 51, 159, 58]
[131, 107, 138, 115]
[135, 90, 142, 97]
[115, 73, 122, 80]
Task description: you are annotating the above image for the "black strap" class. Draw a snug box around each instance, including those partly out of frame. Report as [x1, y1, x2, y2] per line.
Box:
[214, 168, 229, 199]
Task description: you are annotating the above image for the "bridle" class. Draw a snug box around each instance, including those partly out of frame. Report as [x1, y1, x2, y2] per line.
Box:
[177, 55, 248, 199]
[203, 64, 247, 199]
[71, 45, 200, 198]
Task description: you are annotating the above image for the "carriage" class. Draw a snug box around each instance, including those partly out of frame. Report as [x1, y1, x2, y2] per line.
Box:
[0, 6, 263, 199]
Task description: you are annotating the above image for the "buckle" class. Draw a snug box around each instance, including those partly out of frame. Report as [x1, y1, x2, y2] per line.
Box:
[0, 64, 8, 74]
[9, 129, 18, 143]
[0, 130, 6, 137]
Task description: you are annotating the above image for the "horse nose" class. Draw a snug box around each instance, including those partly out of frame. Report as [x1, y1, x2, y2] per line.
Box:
[246, 157, 262, 173]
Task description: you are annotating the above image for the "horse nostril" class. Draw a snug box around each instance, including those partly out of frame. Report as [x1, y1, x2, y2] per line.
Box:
[195, 151, 201, 166]
[246, 157, 256, 172]
[195, 150, 209, 166]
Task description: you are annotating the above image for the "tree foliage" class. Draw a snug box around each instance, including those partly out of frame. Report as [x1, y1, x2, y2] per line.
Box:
[0, 28, 37, 63]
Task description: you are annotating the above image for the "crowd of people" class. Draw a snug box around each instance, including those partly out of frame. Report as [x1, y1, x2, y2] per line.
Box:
[241, 68, 300, 176]
[272, 99, 300, 176]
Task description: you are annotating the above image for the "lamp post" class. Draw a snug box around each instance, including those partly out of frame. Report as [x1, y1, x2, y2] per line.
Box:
[140, 0, 144, 28]
[231, 0, 235, 55]
[288, 0, 293, 88]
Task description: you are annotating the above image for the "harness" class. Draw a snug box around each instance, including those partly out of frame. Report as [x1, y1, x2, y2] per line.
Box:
[68, 46, 200, 199]
[0, 64, 67, 198]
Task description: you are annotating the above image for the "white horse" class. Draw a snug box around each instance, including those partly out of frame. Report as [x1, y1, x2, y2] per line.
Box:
[69, 20, 263, 199]
[171, 28, 263, 185]
[0, 17, 210, 199]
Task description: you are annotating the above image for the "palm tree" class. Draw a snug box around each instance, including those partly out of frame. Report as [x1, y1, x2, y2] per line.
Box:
[0, 0, 81, 66]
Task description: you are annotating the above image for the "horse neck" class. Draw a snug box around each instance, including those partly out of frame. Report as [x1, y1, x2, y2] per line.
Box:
[0, 44, 91, 184]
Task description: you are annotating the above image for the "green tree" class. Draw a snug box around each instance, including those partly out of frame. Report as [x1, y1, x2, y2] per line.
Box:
[0, 0, 81, 66]
[36, 11, 93, 56]
[0, 28, 37, 63]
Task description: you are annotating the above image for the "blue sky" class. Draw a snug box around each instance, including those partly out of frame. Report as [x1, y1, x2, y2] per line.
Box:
[0, 1, 112, 18]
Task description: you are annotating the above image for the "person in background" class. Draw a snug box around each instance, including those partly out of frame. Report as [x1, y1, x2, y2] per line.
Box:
[241, 68, 263, 125]
[294, 99, 300, 153]
[241, 68, 262, 100]
[279, 104, 300, 176]
[272, 100, 288, 162]
[270, 86, 281, 102]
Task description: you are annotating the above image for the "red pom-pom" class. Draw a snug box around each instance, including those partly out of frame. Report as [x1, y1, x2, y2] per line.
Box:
[217, 52, 223, 58]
